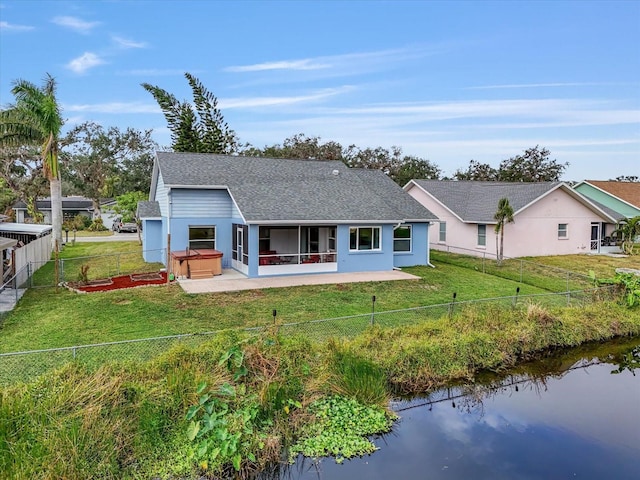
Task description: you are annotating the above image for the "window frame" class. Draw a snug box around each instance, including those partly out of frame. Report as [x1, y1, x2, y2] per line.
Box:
[558, 223, 568, 239]
[349, 226, 382, 251]
[393, 225, 412, 253]
[439, 222, 446, 243]
[188, 225, 216, 250]
[477, 224, 487, 247]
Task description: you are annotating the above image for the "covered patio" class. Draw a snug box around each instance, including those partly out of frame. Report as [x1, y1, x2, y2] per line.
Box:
[257, 225, 338, 275]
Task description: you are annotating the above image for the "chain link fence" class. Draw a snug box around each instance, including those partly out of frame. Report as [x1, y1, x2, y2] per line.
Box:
[0, 285, 618, 386]
[27, 249, 166, 288]
[431, 246, 593, 292]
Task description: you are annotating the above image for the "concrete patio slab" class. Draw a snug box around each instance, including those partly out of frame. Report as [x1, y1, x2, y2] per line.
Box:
[177, 269, 420, 294]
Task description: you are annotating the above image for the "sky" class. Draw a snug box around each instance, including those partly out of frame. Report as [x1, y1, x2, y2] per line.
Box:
[1, 0, 639, 181]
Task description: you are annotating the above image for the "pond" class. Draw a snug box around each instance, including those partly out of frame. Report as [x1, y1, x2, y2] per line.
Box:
[283, 338, 640, 480]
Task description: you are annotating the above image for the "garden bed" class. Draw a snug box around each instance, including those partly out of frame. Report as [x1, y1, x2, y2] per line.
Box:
[65, 271, 170, 293]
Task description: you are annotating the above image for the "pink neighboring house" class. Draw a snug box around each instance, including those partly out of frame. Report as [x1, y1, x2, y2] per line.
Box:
[405, 180, 620, 258]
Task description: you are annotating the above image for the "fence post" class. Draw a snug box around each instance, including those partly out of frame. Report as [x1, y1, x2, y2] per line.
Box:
[482, 254, 485, 274]
[272, 309, 277, 324]
[512, 287, 520, 307]
[448, 292, 457, 319]
[370, 295, 376, 325]
[117, 254, 121, 276]
[566, 272, 570, 292]
[520, 260, 523, 283]
[73, 346, 77, 359]
[60, 258, 64, 284]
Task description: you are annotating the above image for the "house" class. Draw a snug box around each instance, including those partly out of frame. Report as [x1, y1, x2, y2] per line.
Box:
[572, 181, 640, 220]
[12, 196, 120, 230]
[404, 180, 620, 258]
[13, 196, 93, 224]
[139, 152, 438, 278]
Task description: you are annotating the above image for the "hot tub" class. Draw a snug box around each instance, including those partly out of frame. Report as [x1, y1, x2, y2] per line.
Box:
[170, 249, 223, 279]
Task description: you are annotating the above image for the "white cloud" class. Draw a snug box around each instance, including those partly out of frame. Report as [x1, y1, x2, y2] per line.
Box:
[122, 68, 187, 76]
[112, 35, 148, 49]
[220, 86, 355, 109]
[225, 59, 330, 73]
[0, 20, 35, 32]
[64, 101, 160, 114]
[467, 82, 635, 90]
[52, 16, 100, 34]
[224, 45, 444, 75]
[66, 52, 106, 74]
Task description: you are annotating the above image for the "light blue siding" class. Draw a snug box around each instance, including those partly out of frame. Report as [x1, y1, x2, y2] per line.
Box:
[168, 217, 243, 269]
[154, 173, 169, 217]
[336, 224, 395, 273]
[142, 219, 164, 263]
[393, 223, 429, 267]
[172, 189, 235, 218]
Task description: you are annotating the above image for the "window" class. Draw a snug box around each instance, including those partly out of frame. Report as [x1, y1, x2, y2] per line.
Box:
[477, 224, 486, 247]
[558, 223, 568, 239]
[259, 226, 270, 251]
[394, 225, 412, 252]
[350, 227, 381, 251]
[189, 225, 215, 250]
[439, 222, 446, 243]
[328, 227, 336, 251]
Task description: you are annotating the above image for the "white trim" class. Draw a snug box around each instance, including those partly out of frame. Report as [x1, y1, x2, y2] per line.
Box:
[349, 226, 382, 252]
[405, 181, 465, 223]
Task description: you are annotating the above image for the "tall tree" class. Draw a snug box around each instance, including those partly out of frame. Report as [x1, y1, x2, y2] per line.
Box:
[0, 145, 49, 218]
[498, 146, 567, 182]
[0, 74, 64, 249]
[62, 122, 156, 216]
[614, 175, 639, 182]
[453, 160, 498, 181]
[241, 133, 344, 161]
[494, 197, 514, 264]
[392, 156, 442, 186]
[113, 191, 147, 245]
[142, 72, 237, 154]
[343, 144, 440, 185]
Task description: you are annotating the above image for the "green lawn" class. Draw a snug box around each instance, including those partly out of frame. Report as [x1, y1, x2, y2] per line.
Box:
[1, 243, 634, 353]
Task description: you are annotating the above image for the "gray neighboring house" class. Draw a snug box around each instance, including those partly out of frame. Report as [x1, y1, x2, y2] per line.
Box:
[139, 152, 438, 278]
[12, 196, 119, 230]
[13, 196, 93, 224]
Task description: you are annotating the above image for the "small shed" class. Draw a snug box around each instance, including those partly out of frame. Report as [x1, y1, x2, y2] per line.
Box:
[0, 223, 53, 245]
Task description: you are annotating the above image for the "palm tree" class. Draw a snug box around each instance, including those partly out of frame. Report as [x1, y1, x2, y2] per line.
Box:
[494, 197, 514, 264]
[0, 74, 64, 250]
[612, 216, 640, 255]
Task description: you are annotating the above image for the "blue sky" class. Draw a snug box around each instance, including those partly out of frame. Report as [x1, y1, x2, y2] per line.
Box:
[1, 0, 638, 181]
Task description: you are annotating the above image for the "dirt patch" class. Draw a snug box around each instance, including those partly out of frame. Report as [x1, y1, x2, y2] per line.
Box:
[65, 271, 171, 293]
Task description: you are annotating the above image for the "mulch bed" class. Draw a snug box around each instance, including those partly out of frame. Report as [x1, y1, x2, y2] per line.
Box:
[65, 271, 171, 293]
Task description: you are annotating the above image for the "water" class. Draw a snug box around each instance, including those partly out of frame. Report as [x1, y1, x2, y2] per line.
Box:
[283, 339, 640, 480]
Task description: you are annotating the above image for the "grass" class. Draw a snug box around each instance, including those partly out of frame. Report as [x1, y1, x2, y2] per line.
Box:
[522, 253, 640, 279]
[2, 259, 552, 352]
[71, 230, 114, 238]
[2, 242, 635, 353]
[1, 304, 638, 479]
[1, 241, 639, 478]
[31, 241, 158, 287]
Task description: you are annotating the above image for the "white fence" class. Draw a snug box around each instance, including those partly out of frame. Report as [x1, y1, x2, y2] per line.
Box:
[13, 236, 52, 286]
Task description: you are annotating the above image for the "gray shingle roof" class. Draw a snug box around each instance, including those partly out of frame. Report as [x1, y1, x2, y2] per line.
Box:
[13, 197, 93, 211]
[155, 152, 437, 223]
[137, 201, 161, 219]
[412, 180, 567, 223]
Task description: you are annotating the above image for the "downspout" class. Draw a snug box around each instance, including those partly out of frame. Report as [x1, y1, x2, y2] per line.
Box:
[426, 221, 436, 268]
